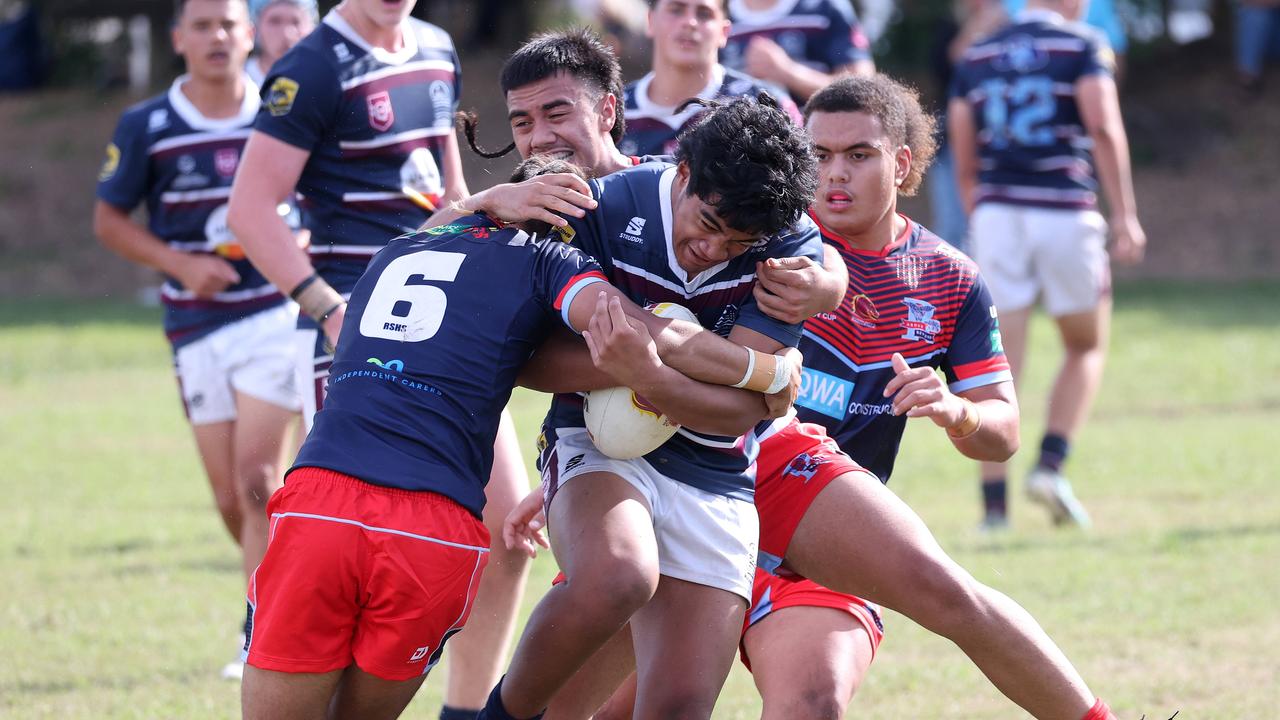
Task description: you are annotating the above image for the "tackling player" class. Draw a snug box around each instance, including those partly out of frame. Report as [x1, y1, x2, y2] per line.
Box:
[241, 154, 810, 720]
[617, 0, 800, 158]
[245, 0, 317, 86]
[949, 0, 1146, 528]
[226, 1, 535, 714]
[720, 0, 875, 102]
[92, 0, 301, 679]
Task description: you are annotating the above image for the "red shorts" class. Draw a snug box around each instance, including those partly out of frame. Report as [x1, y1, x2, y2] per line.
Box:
[245, 467, 490, 681]
[755, 420, 873, 568]
[739, 568, 884, 671]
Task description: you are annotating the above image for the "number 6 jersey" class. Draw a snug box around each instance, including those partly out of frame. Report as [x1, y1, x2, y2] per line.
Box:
[292, 215, 606, 517]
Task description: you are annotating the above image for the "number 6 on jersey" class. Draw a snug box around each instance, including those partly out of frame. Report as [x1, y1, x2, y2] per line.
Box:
[359, 250, 465, 342]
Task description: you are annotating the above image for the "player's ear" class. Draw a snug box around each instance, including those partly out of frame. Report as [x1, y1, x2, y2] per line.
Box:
[895, 145, 912, 189]
[599, 92, 618, 135]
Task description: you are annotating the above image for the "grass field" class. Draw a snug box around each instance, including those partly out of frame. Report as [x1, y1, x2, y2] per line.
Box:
[2, 281, 1278, 719]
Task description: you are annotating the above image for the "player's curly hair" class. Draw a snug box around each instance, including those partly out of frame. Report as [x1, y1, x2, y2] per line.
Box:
[802, 74, 937, 196]
[674, 93, 817, 237]
[500, 27, 626, 145]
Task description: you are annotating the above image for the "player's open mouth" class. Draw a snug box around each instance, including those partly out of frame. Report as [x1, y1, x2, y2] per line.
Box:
[207, 51, 229, 62]
[825, 191, 852, 209]
[547, 149, 574, 160]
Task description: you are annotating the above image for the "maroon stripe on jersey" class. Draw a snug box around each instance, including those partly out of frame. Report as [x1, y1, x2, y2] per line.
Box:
[975, 194, 1096, 211]
[307, 250, 380, 263]
[160, 197, 226, 210]
[341, 197, 424, 213]
[340, 133, 445, 160]
[607, 268, 755, 314]
[162, 292, 284, 312]
[342, 68, 455, 99]
[151, 137, 245, 160]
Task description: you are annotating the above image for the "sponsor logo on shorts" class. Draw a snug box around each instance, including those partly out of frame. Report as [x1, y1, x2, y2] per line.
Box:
[796, 367, 853, 419]
[266, 77, 299, 117]
[409, 645, 430, 662]
[900, 297, 941, 343]
[564, 454, 585, 472]
[783, 452, 825, 482]
[367, 91, 395, 132]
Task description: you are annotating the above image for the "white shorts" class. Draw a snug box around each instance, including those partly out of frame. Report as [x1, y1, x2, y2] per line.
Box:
[542, 428, 759, 601]
[293, 328, 332, 432]
[969, 203, 1111, 317]
[174, 304, 300, 426]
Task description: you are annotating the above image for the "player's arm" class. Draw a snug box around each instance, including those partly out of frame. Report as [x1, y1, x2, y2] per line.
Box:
[947, 96, 980, 215]
[227, 132, 345, 342]
[752, 243, 849, 324]
[424, 173, 598, 230]
[882, 352, 1019, 462]
[92, 201, 240, 299]
[1077, 73, 1146, 263]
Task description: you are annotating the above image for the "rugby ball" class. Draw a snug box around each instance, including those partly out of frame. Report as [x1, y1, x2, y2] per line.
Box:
[583, 303, 699, 459]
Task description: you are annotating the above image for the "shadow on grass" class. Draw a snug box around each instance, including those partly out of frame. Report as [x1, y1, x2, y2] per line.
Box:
[0, 297, 160, 329]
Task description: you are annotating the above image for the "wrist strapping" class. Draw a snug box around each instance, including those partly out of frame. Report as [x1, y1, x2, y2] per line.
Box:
[947, 398, 982, 439]
[732, 349, 793, 395]
[291, 272, 346, 324]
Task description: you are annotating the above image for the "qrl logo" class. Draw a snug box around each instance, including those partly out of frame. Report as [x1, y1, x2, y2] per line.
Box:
[367, 91, 395, 131]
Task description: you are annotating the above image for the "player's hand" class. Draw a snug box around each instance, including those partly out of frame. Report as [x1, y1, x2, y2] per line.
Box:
[764, 346, 804, 418]
[754, 256, 827, 325]
[503, 485, 550, 559]
[744, 36, 793, 85]
[1110, 214, 1146, 264]
[583, 292, 663, 387]
[466, 174, 597, 229]
[883, 352, 965, 427]
[174, 254, 240, 299]
[321, 302, 347, 351]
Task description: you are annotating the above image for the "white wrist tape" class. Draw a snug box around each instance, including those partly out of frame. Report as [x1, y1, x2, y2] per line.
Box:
[732, 346, 756, 389]
[764, 353, 793, 395]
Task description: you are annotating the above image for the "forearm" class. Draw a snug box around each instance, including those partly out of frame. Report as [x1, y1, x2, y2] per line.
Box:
[518, 334, 617, 393]
[1090, 123, 1138, 221]
[948, 397, 1019, 462]
[229, 198, 314, 294]
[627, 362, 769, 436]
[93, 204, 184, 276]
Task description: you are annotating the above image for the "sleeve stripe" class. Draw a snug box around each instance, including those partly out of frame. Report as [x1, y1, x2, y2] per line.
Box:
[949, 370, 1013, 394]
[555, 272, 609, 327]
[952, 355, 1011, 380]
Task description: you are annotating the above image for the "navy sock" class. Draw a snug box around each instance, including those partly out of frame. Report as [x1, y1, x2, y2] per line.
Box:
[478, 678, 543, 720]
[982, 478, 1007, 517]
[1037, 433, 1071, 473]
[440, 706, 480, 720]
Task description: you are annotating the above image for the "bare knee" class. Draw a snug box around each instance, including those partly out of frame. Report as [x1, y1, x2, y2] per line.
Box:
[763, 686, 847, 720]
[562, 565, 656, 625]
[236, 459, 279, 512]
[898, 555, 987, 636]
[637, 688, 717, 720]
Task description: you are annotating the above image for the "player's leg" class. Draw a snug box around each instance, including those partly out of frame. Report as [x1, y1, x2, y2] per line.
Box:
[488, 433, 661, 718]
[294, 327, 327, 432]
[1025, 209, 1112, 526]
[178, 336, 244, 544]
[544, 626, 636, 720]
[444, 409, 533, 714]
[189, 421, 241, 543]
[970, 203, 1037, 527]
[629, 577, 746, 720]
[785, 470, 1098, 720]
[328, 665, 430, 720]
[242, 666, 343, 720]
[232, 391, 296, 579]
[742, 605, 874, 720]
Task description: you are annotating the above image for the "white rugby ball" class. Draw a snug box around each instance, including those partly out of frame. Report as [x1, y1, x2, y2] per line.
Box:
[583, 302, 699, 459]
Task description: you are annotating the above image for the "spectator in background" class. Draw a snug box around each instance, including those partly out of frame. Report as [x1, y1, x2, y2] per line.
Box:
[926, 0, 1007, 250]
[1004, 0, 1129, 80]
[245, 0, 318, 86]
[720, 0, 875, 103]
[619, 0, 801, 158]
[1236, 0, 1280, 95]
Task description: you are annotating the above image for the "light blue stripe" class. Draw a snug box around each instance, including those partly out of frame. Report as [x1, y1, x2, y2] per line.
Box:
[801, 330, 946, 372]
[560, 277, 607, 331]
[949, 370, 1013, 394]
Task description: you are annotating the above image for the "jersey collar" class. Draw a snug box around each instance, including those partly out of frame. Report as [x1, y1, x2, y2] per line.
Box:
[729, 0, 803, 26]
[1015, 8, 1067, 25]
[810, 209, 915, 257]
[323, 9, 419, 65]
[167, 74, 261, 131]
[632, 64, 726, 129]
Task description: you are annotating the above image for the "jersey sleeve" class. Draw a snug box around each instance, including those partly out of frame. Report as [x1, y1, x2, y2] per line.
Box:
[558, 176, 614, 270]
[733, 217, 826, 348]
[252, 45, 341, 152]
[1078, 30, 1116, 79]
[96, 108, 149, 211]
[948, 57, 975, 101]
[531, 237, 608, 331]
[819, 0, 873, 69]
[941, 273, 1013, 393]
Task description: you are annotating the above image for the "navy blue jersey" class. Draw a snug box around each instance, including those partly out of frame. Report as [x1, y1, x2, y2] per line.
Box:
[542, 162, 825, 500]
[294, 214, 607, 517]
[618, 66, 801, 157]
[950, 10, 1114, 210]
[97, 76, 292, 349]
[793, 215, 1012, 481]
[253, 11, 462, 294]
[722, 0, 871, 97]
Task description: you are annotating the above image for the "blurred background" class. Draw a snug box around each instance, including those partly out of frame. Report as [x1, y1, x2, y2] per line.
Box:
[0, 0, 1276, 304]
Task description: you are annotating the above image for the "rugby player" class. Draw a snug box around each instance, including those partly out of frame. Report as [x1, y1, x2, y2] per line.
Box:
[721, 0, 875, 102]
[949, 0, 1146, 528]
[226, 1, 534, 714]
[244, 0, 317, 87]
[92, 0, 300, 679]
[240, 154, 807, 720]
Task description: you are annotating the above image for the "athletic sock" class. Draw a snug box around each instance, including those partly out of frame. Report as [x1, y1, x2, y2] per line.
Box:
[1037, 433, 1071, 473]
[440, 705, 480, 720]
[1080, 697, 1117, 720]
[982, 477, 1007, 517]
[477, 678, 543, 720]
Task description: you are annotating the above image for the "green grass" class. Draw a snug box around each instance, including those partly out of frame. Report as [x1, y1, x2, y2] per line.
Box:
[2, 281, 1278, 719]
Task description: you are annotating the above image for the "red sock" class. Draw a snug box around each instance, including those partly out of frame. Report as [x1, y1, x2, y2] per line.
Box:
[1081, 698, 1117, 720]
